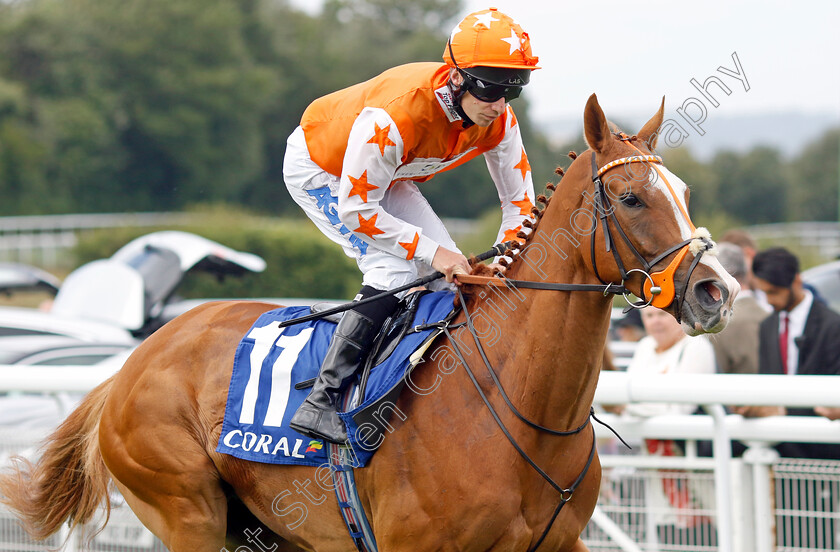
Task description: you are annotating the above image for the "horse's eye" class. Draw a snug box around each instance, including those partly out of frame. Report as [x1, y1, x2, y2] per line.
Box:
[620, 193, 643, 208]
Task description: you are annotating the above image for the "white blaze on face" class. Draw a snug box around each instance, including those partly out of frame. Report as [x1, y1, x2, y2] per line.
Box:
[649, 164, 740, 321]
[648, 165, 692, 241]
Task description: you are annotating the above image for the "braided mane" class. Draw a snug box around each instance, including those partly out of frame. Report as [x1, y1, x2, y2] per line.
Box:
[496, 150, 578, 270]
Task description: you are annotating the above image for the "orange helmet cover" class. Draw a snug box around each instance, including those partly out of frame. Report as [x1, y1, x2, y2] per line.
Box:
[444, 8, 540, 71]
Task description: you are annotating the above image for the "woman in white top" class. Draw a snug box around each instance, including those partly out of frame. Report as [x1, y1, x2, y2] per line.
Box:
[620, 307, 718, 540]
[624, 308, 717, 418]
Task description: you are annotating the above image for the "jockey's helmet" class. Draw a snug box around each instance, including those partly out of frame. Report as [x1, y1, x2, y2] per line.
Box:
[443, 8, 540, 102]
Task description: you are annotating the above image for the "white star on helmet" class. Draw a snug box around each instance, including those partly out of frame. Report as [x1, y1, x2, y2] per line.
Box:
[449, 25, 461, 44]
[472, 11, 497, 29]
[501, 28, 522, 56]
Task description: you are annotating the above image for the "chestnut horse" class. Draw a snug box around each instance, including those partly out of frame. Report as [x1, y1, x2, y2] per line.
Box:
[0, 95, 738, 551]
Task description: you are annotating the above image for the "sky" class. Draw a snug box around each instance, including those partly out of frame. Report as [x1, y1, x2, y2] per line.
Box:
[292, 0, 840, 152]
[458, 0, 840, 122]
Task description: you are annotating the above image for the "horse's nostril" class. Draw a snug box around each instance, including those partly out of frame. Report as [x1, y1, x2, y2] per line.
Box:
[693, 279, 725, 310]
[703, 281, 721, 303]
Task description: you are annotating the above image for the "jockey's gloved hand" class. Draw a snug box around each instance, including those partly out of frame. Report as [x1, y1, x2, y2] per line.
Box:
[432, 246, 470, 283]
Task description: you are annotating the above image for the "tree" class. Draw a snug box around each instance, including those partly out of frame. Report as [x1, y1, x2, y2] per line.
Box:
[0, 75, 53, 214]
[788, 127, 839, 222]
[0, 0, 585, 223]
[87, 0, 278, 209]
[0, 0, 278, 213]
[660, 147, 717, 220]
[710, 147, 789, 224]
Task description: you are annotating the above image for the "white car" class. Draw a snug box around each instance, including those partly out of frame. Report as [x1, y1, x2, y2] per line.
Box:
[802, 259, 840, 314]
[0, 232, 268, 550]
[52, 230, 266, 336]
[0, 230, 268, 421]
[0, 307, 138, 363]
[0, 262, 60, 295]
[0, 231, 266, 357]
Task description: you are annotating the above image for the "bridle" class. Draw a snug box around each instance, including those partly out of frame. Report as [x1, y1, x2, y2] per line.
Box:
[443, 137, 719, 549]
[458, 138, 717, 321]
[588, 134, 716, 321]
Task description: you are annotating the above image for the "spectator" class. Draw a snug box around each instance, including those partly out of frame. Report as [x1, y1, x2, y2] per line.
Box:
[815, 406, 840, 420]
[720, 229, 758, 265]
[738, 246, 840, 550]
[621, 308, 717, 417]
[720, 229, 758, 266]
[734, 247, 840, 460]
[719, 228, 771, 312]
[613, 308, 645, 342]
[708, 242, 768, 375]
[620, 308, 717, 545]
[720, 228, 826, 308]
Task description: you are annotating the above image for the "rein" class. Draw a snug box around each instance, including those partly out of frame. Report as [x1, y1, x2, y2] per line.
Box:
[455, 273, 627, 295]
[442, 143, 717, 549]
[445, 288, 628, 551]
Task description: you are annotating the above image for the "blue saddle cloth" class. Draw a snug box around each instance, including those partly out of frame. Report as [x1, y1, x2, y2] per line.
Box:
[216, 290, 455, 467]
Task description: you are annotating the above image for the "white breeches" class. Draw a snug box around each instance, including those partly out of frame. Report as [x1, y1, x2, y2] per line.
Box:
[283, 126, 459, 292]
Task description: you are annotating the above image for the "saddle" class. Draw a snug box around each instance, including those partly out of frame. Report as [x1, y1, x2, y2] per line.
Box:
[217, 289, 456, 467]
[299, 290, 451, 449]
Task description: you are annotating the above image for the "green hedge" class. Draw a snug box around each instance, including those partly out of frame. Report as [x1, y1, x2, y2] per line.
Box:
[73, 212, 361, 301]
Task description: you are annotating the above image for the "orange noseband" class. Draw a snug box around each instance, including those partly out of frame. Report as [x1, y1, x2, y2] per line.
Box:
[590, 144, 716, 317]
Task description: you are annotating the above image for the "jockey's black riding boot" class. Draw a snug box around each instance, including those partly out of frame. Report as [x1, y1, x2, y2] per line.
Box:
[290, 286, 398, 444]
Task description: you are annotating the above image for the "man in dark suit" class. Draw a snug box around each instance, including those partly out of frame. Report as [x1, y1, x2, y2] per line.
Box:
[734, 247, 840, 459]
[735, 247, 840, 550]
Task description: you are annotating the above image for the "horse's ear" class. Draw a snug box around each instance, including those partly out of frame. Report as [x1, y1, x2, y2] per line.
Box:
[638, 96, 665, 151]
[583, 93, 611, 153]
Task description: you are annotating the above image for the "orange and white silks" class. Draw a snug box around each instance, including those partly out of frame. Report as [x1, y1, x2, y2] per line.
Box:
[294, 62, 536, 267]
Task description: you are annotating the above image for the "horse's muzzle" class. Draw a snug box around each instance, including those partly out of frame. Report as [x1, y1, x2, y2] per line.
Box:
[681, 277, 738, 335]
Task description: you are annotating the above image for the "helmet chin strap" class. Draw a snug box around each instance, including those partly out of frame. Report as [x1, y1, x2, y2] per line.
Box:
[448, 80, 475, 128]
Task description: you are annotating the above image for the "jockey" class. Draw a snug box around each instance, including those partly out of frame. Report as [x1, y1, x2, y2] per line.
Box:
[285, 8, 540, 444]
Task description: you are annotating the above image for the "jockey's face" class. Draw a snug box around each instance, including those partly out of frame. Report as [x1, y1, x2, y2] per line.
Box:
[462, 93, 506, 127]
[450, 69, 507, 127]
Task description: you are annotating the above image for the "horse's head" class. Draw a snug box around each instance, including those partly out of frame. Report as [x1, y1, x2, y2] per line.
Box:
[556, 94, 739, 335]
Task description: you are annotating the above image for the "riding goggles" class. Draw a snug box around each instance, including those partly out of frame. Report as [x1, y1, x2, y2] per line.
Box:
[460, 70, 523, 103]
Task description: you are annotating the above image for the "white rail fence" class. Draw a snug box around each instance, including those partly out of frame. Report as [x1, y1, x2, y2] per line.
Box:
[1, 215, 838, 268]
[0, 213, 196, 266]
[591, 373, 840, 552]
[1, 370, 840, 551]
[747, 222, 840, 260]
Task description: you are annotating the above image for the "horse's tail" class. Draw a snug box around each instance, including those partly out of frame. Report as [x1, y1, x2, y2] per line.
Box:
[0, 376, 115, 541]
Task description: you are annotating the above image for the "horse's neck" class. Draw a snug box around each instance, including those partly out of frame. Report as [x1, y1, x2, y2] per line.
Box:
[473, 194, 613, 430]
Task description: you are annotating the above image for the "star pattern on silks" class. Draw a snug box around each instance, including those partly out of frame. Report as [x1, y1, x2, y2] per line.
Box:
[501, 28, 523, 56]
[514, 148, 531, 181]
[507, 106, 518, 129]
[503, 225, 523, 243]
[354, 213, 385, 240]
[347, 170, 378, 203]
[399, 232, 420, 260]
[367, 123, 396, 156]
[511, 192, 534, 216]
[472, 11, 497, 29]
